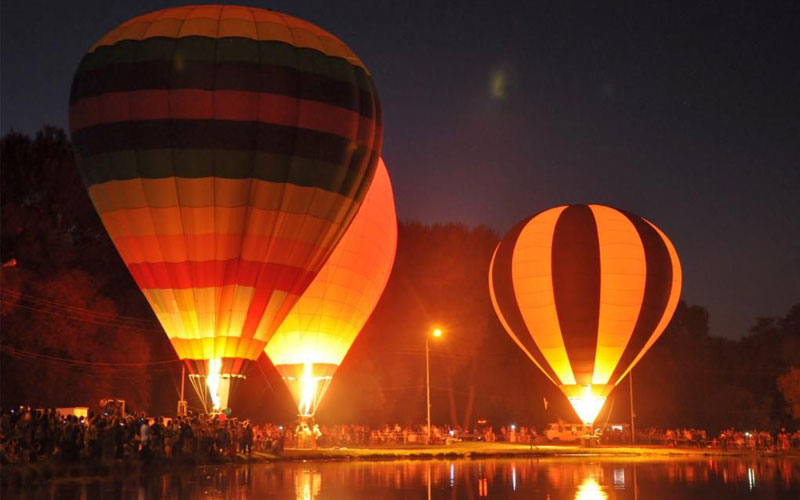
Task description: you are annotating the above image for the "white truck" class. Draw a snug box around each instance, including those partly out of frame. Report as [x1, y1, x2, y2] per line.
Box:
[544, 423, 593, 442]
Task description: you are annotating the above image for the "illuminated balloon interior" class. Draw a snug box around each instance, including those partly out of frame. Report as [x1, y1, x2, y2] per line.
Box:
[567, 385, 607, 425]
[277, 362, 335, 417]
[266, 160, 397, 416]
[187, 358, 239, 413]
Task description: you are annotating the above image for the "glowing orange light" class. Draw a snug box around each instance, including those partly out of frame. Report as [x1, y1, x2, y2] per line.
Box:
[294, 469, 321, 500]
[266, 159, 397, 416]
[489, 204, 681, 425]
[203, 358, 232, 412]
[432, 328, 443, 338]
[567, 385, 606, 425]
[298, 362, 319, 417]
[70, 6, 384, 413]
[206, 358, 222, 411]
[575, 476, 608, 500]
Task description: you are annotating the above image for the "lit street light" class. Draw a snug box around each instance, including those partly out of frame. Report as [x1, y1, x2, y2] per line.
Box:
[426, 327, 444, 444]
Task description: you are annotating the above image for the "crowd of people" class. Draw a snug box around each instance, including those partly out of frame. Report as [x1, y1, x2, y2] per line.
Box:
[2, 406, 798, 465]
[639, 427, 800, 451]
[0, 407, 281, 464]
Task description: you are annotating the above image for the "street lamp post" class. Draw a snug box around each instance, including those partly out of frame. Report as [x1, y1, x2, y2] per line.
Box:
[426, 328, 443, 445]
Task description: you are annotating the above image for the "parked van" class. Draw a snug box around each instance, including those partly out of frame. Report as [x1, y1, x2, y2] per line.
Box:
[544, 422, 592, 442]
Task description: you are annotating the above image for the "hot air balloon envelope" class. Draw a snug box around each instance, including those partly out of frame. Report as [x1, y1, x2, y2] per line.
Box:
[489, 204, 681, 423]
[69, 5, 382, 411]
[266, 158, 397, 416]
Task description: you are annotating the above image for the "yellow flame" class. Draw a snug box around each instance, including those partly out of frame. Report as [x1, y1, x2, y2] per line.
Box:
[574, 476, 608, 500]
[568, 385, 606, 424]
[206, 358, 222, 411]
[298, 362, 317, 416]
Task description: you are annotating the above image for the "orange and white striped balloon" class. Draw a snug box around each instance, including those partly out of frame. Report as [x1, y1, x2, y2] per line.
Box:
[489, 204, 681, 423]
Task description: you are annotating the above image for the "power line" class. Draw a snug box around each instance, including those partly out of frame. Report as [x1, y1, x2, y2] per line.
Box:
[0, 345, 179, 368]
[2, 287, 151, 321]
[1, 287, 159, 329]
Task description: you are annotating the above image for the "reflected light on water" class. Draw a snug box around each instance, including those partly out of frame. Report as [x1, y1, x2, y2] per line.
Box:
[6, 456, 800, 499]
[449, 463, 454, 488]
[575, 476, 608, 500]
[613, 467, 625, 489]
[478, 477, 488, 497]
[294, 469, 321, 500]
[512, 464, 517, 491]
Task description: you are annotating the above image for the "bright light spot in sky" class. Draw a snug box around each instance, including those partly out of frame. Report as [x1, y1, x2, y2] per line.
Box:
[489, 69, 507, 99]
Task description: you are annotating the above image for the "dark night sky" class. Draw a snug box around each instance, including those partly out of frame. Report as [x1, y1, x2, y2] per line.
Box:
[2, 1, 798, 338]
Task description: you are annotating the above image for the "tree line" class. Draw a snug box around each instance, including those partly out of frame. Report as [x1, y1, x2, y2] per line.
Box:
[2, 127, 798, 432]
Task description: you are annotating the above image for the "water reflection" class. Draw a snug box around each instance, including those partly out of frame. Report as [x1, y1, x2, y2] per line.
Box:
[574, 476, 607, 500]
[295, 469, 321, 500]
[3, 456, 799, 499]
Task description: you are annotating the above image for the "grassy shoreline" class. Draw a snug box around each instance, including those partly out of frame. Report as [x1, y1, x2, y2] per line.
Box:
[2, 442, 795, 487]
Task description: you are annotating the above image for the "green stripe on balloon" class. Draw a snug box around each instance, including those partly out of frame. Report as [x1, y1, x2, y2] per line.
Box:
[77, 149, 378, 195]
[71, 119, 376, 168]
[75, 37, 375, 93]
[71, 62, 377, 118]
[71, 55, 377, 118]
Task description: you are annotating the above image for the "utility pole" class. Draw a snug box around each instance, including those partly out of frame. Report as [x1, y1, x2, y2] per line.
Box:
[426, 336, 431, 444]
[425, 328, 443, 445]
[629, 369, 636, 444]
[177, 364, 187, 417]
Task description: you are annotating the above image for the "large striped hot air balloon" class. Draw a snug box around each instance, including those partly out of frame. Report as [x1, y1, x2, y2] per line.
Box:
[69, 5, 382, 412]
[265, 158, 397, 417]
[489, 204, 681, 424]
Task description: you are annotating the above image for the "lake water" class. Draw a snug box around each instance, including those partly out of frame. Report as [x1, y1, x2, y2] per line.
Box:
[4, 456, 799, 499]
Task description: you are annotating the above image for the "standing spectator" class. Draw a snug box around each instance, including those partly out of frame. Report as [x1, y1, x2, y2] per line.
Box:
[139, 417, 151, 460]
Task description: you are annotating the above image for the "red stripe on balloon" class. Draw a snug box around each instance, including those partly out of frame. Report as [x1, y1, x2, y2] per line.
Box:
[70, 89, 375, 143]
[551, 205, 601, 386]
[114, 233, 324, 269]
[128, 259, 316, 293]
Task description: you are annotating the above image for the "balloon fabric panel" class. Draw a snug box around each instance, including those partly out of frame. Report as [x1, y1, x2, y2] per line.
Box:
[488, 208, 564, 385]
[265, 159, 397, 415]
[590, 205, 647, 385]
[266, 159, 396, 367]
[510, 206, 575, 384]
[69, 5, 382, 378]
[489, 204, 682, 399]
[551, 205, 602, 386]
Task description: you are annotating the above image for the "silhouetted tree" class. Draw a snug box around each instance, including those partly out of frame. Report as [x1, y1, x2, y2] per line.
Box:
[2, 127, 798, 430]
[778, 368, 800, 422]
